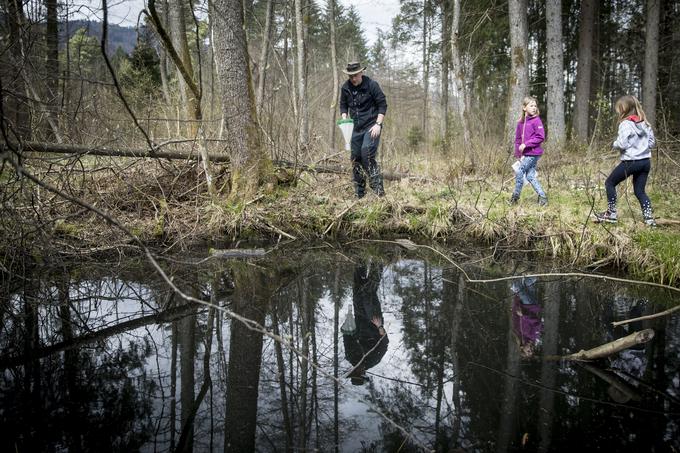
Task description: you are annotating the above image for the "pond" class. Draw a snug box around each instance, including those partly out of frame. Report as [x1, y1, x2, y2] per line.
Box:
[1, 242, 678, 452]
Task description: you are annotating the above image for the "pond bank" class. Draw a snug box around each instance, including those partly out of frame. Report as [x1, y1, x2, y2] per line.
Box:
[40, 168, 680, 287]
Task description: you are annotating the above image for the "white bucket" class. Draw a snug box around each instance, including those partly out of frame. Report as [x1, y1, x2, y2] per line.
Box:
[511, 159, 530, 183]
[337, 119, 354, 151]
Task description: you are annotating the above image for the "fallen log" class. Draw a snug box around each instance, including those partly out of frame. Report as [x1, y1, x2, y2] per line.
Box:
[209, 248, 266, 258]
[561, 329, 655, 361]
[3, 141, 415, 181]
[4, 140, 232, 162]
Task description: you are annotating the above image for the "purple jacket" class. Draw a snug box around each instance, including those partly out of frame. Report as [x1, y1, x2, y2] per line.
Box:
[514, 115, 545, 158]
[512, 296, 542, 346]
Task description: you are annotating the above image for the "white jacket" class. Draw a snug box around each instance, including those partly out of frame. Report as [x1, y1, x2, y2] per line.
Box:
[613, 119, 655, 161]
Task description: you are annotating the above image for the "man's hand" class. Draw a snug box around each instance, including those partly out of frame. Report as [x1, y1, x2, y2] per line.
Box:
[370, 123, 382, 139]
[371, 316, 386, 335]
[341, 113, 347, 120]
[519, 143, 526, 152]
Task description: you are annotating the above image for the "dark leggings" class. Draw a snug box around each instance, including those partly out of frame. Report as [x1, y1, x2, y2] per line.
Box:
[605, 158, 653, 219]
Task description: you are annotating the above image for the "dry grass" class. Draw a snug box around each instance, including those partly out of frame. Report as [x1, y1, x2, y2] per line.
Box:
[3, 137, 680, 285]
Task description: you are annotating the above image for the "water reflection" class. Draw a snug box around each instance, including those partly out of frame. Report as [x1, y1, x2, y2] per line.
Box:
[343, 260, 389, 386]
[0, 247, 679, 452]
[510, 277, 542, 359]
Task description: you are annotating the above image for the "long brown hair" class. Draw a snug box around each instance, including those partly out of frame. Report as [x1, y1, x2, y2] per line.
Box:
[615, 95, 648, 124]
[518, 96, 540, 122]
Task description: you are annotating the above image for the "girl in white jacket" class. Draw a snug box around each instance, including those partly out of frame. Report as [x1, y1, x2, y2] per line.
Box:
[594, 95, 656, 226]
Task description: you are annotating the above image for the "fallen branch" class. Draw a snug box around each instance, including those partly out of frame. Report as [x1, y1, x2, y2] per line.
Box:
[579, 363, 641, 403]
[560, 329, 655, 361]
[612, 304, 680, 326]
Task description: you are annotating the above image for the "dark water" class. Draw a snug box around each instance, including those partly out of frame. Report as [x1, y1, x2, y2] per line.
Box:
[1, 244, 679, 452]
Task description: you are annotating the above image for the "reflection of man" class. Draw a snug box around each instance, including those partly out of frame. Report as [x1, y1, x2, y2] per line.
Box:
[343, 262, 389, 385]
[510, 277, 542, 358]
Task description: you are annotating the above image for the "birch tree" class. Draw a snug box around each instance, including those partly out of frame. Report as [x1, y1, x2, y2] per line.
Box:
[328, 0, 340, 151]
[255, 0, 274, 115]
[295, 0, 309, 151]
[506, 0, 529, 148]
[545, 0, 566, 145]
[440, 0, 451, 147]
[642, 0, 660, 127]
[573, 0, 595, 143]
[450, 0, 471, 149]
[421, 0, 430, 140]
[45, 0, 59, 105]
[168, 0, 200, 137]
[147, 0, 214, 194]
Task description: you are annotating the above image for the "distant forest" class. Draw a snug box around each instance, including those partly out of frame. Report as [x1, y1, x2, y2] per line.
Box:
[58, 20, 137, 54]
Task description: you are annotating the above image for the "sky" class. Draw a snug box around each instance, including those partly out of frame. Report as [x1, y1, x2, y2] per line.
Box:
[87, 0, 400, 45]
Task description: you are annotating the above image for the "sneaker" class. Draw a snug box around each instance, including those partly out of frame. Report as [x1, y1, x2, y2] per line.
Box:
[509, 195, 519, 206]
[644, 217, 657, 227]
[538, 196, 548, 206]
[594, 210, 617, 223]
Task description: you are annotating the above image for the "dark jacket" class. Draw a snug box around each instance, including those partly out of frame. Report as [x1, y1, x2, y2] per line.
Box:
[343, 263, 389, 371]
[339, 75, 388, 132]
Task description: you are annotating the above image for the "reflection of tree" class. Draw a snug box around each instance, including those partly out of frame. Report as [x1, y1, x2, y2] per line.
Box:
[223, 265, 269, 451]
[0, 271, 160, 452]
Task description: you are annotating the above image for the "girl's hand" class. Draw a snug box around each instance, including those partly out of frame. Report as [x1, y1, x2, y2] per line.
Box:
[519, 143, 526, 152]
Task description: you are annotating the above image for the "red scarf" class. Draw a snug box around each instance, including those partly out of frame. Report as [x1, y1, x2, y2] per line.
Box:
[626, 115, 640, 122]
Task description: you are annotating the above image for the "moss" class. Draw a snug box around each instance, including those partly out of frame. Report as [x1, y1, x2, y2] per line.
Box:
[54, 220, 81, 237]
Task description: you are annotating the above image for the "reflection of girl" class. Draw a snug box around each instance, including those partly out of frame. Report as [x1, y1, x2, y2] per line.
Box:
[511, 278, 543, 358]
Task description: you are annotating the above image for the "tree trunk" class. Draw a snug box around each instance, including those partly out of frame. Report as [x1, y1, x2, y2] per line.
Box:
[506, 0, 529, 149]
[224, 271, 267, 452]
[573, 0, 595, 143]
[421, 0, 429, 141]
[545, 0, 566, 146]
[45, 0, 59, 106]
[149, 0, 215, 194]
[440, 0, 451, 149]
[642, 0, 660, 127]
[179, 308, 197, 452]
[451, 0, 471, 151]
[256, 0, 274, 115]
[4, 0, 32, 140]
[538, 282, 560, 452]
[328, 0, 340, 153]
[212, 0, 270, 197]
[294, 0, 309, 152]
[168, 0, 199, 137]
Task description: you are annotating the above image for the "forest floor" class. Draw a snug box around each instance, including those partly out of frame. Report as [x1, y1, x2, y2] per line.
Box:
[17, 144, 680, 286]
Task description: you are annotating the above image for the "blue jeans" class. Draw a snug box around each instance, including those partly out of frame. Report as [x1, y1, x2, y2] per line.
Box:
[605, 158, 653, 218]
[513, 155, 545, 198]
[351, 129, 384, 197]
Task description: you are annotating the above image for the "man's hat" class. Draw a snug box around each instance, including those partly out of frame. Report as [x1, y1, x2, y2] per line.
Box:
[343, 61, 366, 75]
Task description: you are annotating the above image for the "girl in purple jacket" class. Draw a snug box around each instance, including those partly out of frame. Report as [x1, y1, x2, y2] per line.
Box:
[510, 97, 548, 206]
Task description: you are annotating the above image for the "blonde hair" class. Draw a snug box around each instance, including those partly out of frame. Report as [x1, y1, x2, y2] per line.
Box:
[615, 95, 648, 124]
[519, 96, 540, 122]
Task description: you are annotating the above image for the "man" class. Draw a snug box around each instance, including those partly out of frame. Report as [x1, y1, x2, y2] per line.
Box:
[339, 61, 388, 198]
